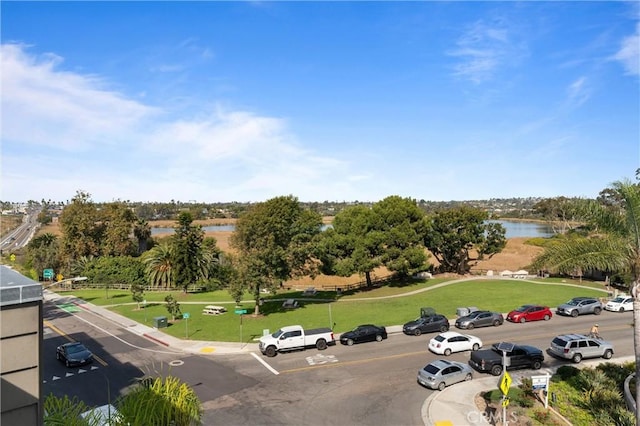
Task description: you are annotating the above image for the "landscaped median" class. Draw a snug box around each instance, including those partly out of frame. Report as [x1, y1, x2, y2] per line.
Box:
[58, 277, 610, 343]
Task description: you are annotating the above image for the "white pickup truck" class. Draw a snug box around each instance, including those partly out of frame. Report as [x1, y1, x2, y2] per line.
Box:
[259, 325, 335, 357]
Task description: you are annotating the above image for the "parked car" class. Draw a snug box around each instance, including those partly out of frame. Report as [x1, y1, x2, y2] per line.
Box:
[340, 324, 387, 346]
[428, 331, 482, 356]
[417, 359, 474, 391]
[469, 342, 544, 376]
[259, 325, 335, 357]
[56, 342, 94, 367]
[556, 297, 603, 317]
[547, 334, 614, 363]
[403, 314, 450, 336]
[506, 305, 553, 323]
[455, 310, 504, 329]
[605, 295, 634, 312]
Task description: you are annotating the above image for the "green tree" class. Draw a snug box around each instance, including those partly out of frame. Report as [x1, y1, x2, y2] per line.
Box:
[133, 218, 152, 255]
[142, 243, 174, 289]
[59, 191, 104, 269]
[101, 202, 137, 257]
[422, 206, 506, 274]
[171, 212, 205, 292]
[164, 294, 181, 321]
[531, 176, 640, 423]
[131, 282, 145, 309]
[373, 196, 429, 278]
[231, 195, 322, 314]
[25, 233, 61, 279]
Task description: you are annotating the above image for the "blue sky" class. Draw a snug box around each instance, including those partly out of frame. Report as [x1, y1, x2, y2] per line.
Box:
[1, 2, 638, 203]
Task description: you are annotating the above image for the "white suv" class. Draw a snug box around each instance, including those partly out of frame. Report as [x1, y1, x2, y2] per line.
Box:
[604, 295, 633, 312]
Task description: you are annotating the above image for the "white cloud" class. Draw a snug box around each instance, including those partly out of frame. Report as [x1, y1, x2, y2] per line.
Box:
[0, 43, 358, 202]
[612, 22, 640, 76]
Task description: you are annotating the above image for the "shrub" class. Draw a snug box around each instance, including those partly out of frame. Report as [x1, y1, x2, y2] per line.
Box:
[554, 365, 580, 382]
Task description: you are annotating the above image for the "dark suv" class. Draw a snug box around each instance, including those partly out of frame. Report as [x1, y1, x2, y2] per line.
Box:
[403, 314, 449, 336]
[547, 334, 613, 363]
[556, 297, 603, 317]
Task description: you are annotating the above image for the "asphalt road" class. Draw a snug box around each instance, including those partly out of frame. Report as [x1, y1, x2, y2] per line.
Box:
[43, 299, 635, 425]
[1, 208, 39, 252]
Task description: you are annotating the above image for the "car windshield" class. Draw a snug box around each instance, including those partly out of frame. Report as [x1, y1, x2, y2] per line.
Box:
[67, 344, 87, 354]
[272, 330, 284, 339]
[565, 300, 579, 306]
[423, 364, 441, 374]
[611, 297, 626, 303]
[515, 306, 529, 312]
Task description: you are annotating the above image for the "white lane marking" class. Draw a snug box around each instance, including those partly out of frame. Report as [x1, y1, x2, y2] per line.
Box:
[250, 352, 279, 375]
[305, 354, 338, 365]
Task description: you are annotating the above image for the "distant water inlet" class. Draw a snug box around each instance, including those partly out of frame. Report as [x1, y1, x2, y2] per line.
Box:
[151, 220, 554, 239]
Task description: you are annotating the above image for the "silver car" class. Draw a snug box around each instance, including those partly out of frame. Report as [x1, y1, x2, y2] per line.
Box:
[417, 359, 473, 391]
[556, 297, 603, 317]
[547, 334, 614, 363]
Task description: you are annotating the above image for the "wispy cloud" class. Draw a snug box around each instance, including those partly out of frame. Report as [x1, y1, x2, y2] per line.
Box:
[0, 43, 355, 202]
[447, 18, 522, 84]
[611, 22, 640, 76]
[566, 76, 591, 108]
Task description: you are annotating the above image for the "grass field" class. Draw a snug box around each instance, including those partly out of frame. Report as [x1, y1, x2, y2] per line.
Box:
[59, 278, 609, 343]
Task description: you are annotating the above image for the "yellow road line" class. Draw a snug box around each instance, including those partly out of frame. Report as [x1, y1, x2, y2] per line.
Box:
[44, 320, 108, 366]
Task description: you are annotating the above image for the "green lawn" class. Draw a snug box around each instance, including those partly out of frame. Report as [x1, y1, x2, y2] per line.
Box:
[59, 278, 609, 343]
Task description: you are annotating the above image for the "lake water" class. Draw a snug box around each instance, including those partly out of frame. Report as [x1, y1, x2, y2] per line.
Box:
[151, 220, 555, 239]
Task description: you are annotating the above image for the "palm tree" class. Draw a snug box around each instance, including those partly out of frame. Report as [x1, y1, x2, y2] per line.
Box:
[133, 218, 152, 254]
[532, 177, 640, 424]
[142, 243, 174, 289]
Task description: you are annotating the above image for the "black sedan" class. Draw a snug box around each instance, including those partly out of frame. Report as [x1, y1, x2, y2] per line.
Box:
[340, 324, 387, 346]
[56, 342, 93, 367]
[403, 315, 450, 336]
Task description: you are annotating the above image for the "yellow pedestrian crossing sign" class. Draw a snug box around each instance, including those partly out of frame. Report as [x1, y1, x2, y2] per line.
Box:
[502, 397, 510, 407]
[499, 371, 512, 395]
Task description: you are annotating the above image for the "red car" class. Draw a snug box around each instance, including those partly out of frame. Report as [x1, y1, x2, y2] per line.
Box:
[506, 305, 553, 323]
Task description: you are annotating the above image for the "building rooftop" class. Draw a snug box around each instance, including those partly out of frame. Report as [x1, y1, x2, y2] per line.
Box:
[0, 265, 42, 306]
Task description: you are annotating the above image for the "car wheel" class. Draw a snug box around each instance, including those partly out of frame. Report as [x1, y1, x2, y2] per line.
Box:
[316, 339, 328, 350]
[491, 365, 502, 376]
[438, 382, 446, 391]
[544, 315, 550, 321]
[572, 353, 583, 363]
[472, 343, 480, 351]
[465, 373, 472, 382]
[492, 320, 501, 327]
[444, 348, 452, 356]
[532, 360, 542, 370]
[467, 323, 474, 330]
[519, 317, 526, 324]
[620, 307, 625, 313]
[265, 346, 277, 357]
[571, 310, 579, 318]
[375, 335, 383, 342]
[414, 329, 422, 336]
[347, 339, 354, 346]
[594, 307, 602, 315]
[440, 325, 449, 332]
[603, 349, 613, 359]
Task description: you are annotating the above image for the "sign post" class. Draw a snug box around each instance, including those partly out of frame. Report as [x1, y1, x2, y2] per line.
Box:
[497, 342, 515, 426]
[183, 312, 190, 338]
[531, 374, 551, 408]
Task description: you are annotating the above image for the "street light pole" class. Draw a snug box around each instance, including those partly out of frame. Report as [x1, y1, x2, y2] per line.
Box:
[42, 276, 88, 290]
